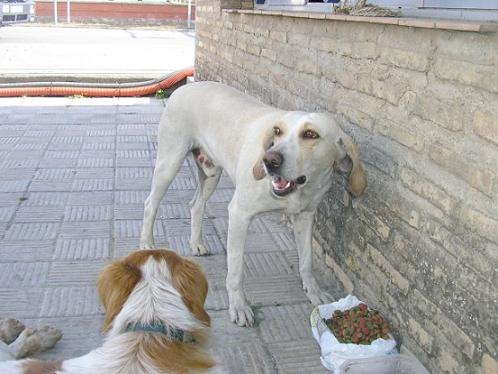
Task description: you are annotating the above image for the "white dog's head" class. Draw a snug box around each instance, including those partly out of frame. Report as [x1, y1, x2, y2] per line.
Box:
[253, 112, 367, 199]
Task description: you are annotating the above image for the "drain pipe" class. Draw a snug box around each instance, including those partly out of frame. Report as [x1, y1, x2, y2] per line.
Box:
[0, 68, 194, 98]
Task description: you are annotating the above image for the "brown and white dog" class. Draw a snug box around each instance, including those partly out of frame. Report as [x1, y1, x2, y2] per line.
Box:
[0, 249, 214, 374]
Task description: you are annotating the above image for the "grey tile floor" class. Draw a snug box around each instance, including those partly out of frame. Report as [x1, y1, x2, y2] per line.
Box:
[0, 97, 328, 373]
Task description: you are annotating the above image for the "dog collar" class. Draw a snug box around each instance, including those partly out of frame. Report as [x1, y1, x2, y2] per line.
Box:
[125, 322, 193, 343]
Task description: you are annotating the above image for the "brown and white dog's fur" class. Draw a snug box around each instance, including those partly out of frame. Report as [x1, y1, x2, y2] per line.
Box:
[0, 249, 214, 374]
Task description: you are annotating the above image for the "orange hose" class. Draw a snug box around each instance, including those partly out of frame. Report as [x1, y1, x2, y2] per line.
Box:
[0, 68, 194, 97]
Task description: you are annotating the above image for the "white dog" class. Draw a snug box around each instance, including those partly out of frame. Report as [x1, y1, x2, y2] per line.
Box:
[140, 82, 367, 327]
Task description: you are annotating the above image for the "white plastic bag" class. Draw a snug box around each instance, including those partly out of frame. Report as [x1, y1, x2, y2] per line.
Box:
[310, 295, 397, 373]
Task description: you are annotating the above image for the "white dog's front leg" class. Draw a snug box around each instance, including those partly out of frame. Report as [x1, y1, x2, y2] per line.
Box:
[226, 202, 254, 327]
[293, 211, 332, 305]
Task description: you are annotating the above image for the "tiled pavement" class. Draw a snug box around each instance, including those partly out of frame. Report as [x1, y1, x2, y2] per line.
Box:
[0, 97, 329, 373]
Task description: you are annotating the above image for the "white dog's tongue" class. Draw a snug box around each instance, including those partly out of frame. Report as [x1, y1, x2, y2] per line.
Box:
[272, 176, 290, 190]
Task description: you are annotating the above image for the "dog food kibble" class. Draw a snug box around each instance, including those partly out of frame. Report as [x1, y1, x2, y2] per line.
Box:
[323, 303, 390, 344]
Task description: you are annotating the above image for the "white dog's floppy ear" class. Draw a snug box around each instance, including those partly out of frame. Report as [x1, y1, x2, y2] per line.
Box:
[253, 161, 266, 181]
[335, 137, 367, 197]
[252, 128, 275, 181]
[334, 140, 353, 175]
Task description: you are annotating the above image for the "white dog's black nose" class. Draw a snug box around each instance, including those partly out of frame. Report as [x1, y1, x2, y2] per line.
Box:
[263, 151, 283, 172]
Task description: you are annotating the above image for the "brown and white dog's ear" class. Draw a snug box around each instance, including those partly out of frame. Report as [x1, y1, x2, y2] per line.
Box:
[169, 256, 211, 327]
[97, 259, 142, 332]
[335, 137, 367, 197]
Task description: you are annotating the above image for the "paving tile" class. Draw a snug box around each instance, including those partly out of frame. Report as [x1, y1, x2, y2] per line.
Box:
[0, 262, 50, 287]
[15, 206, 65, 222]
[29, 180, 74, 192]
[267, 339, 327, 374]
[114, 237, 147, 258]
[32, 315, 105, 360]
[54, 237, 111, 260]
[203, 276, 229, 311]
[21, 192, 68, 206]
[245, 274, 308, 306]
[0, 222, 6, 237]
[64, 205, 112, 221]
[59, 221, 111, 238]
[273, 231, 298, 252]
[51, 136, 84, 145]
[67, 191, 113, 205]
[206, 202, 229, 218]
[14, 143, 47, 151]
[162, 218, 216, 237]
[158, 203, 191, 219]
[5, 222, 60, 240]
[191, 254, 227, 278]
[0, 206, 16, 222]
[114, 219, 165, 238]
[170, 176, 197, 190]
[40, 286, 102, 317]
[209, 188, 234, 203]
[114, 204, 144, 220]
[115, 190, 149, 205]
[73, 168, 114, 179]
[0, 179, 30, 192]
[245, 232, 281, 253]
[48, 261, 106, 286]
[71, 178, 114, 191]
[79, 151, 115, 160]
[44, 150, 80, 159]
[115, 167, 153, 179]
[116, 142, 149, 150]
[77, 158, 114, 168]
[258, 303, 314, 343]
[2, 159, 40, 168]
[34, 168, 76, 180]
[0, 137, 20, 150]
[0, 289, 45, 318]
[260, 212, 290, 233]
[115, 178, 151, 190]
[210, 342, 277, 374]
[210, 310, 260, 344]
[0, 240, 54, 262]
[82, 137, 114, 145]
[0, 168, 36, 180]
[167, 233, 224, 256]
[164, 188, 196, 203]
[244, 251, 296, 277]
[8, 150, 46, 160]
[82, 142, 115, 151]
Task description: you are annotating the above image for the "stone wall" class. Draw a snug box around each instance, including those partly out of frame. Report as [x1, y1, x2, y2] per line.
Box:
[194, 2, 498, 373]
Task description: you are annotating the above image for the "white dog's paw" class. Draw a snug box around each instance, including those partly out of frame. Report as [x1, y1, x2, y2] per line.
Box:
[10, 326, 62, 359]
[139, 241, 155, 250]
[229, 304, 254, 327]
[192, 244, 210, 256]
[0, 319, 25, 344]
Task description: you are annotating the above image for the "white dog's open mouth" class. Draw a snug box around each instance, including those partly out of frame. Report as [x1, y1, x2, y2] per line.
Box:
[271, 175, 306, 197]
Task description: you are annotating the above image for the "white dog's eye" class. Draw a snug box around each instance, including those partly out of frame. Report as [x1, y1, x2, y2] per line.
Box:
[303, 130, 319, 139]
[273, 127, 282, 136]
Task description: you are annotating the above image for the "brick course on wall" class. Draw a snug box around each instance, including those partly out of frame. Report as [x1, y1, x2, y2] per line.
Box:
[195, 2, 498, 373]
[35, 1, 195, 25]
